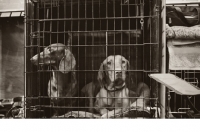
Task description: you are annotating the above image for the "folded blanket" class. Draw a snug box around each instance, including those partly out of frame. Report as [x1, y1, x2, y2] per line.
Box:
[167, 40, 200, 70]
[52, 111, 100, 118]
[53, 106, 153, 118]
[166, 24, 200, 39]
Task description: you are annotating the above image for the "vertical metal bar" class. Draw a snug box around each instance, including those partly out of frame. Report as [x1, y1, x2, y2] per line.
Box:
[99, 0, 101, 49]
[106, 32, 108, 57]
[121, 0, 123, 117]
[92, 0, 94, 71]
[113, 0, 116, 118]
[70, 0, 73, 117]
[63, 1, 66, 118]
[160, 0, 166, 119]
[149, 0, 152, 71]
[106, 0, 108, 57]
[42, 0, 46, 118]
[128, 0, 131, 116]
[63, 0, 67, 117]
[141, 0, 144, 114]
[36, 0, 41, 117]
[64, 0, 66, 46]
[77, 0, 80, 117]
[24, 0, 27, 119]
[133, 0, 138, 107]
[0, 5, 3, 101]
[92, 0, 94, 117]
[136, 0, 138, 90]
[50, 0, 53, 115]
[106, 0, 108, 118]
[84, 0, 87, 117]
[54, 0, 59, 112]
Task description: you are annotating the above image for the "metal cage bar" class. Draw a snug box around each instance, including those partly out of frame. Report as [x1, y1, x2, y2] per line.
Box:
[160, 0, 166, 119]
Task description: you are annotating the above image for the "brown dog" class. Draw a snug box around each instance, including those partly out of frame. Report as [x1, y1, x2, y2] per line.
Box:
[94, 55, 150, 118]
[30, 43, 77, 115]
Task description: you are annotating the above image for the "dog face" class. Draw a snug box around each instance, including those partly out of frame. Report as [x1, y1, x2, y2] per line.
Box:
[30, 43, 76, 73]
[98, 55, 129, 87]
[31, 43, 65, 65]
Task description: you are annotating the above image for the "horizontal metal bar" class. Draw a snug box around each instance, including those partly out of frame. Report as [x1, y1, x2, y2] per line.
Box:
[30, 30, 142, 33]
[26, 15, 158, 21]
[25, 96, 158, 99]
[25, 44, 158, 48]
[185, 71, 200, 74]
[25, 70, 159, 73]
[31, 0, 145, 5]
[27, 106, 149, 109]
[37, 4, 145, 7]
[169, 112, 187, 114]
[38, 16, 158, 22]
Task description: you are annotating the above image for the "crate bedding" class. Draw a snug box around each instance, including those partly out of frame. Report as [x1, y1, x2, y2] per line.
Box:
[166, 6, 200, 70]
[53, 106, 152, 118]
[166, 24, 200, 39]
[166, 24, 200, 70]
[167, 39, 200, 70]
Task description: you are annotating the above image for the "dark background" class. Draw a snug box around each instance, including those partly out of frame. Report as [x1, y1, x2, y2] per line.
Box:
[0, 17, 24, 99]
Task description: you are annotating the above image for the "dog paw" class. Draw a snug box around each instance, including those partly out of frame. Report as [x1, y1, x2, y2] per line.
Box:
[101, 113, 114, 118]
[101, 114, 109, 118]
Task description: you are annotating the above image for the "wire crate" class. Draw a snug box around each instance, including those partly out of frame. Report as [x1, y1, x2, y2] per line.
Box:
[165, 2, 200, 118]
[25, 0, 161, 118]
[167, 70, 200, 118]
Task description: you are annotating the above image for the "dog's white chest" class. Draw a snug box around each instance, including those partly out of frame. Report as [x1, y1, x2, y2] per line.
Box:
[112, 90, 129, 107]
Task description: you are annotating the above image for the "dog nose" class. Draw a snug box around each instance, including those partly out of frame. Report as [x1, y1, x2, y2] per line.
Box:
[30, 57, 35, 63]
[30, 56, 38, 65]
[115, 71, 122, 75]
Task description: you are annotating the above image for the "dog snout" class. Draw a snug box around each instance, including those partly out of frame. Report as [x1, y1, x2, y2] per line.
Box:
[115, 70, 122, 75]
[30, 57, 34, 62]
[115, 70, 122, 78]
[30, 56, 38, 64]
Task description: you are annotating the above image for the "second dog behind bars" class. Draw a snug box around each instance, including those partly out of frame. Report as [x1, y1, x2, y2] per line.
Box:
[30, 42, 78, 116]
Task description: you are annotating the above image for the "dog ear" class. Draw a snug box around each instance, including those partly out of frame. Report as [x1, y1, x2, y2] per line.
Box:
[125, 60, 136, 91]
[59, 49, 76, 73]
[126, 59, 130, 70]
[97, 63, 105, 86]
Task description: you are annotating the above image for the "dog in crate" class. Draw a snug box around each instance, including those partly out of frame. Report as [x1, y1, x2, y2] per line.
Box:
[30, 41, 78, 116]
[82, 55, 150, 118]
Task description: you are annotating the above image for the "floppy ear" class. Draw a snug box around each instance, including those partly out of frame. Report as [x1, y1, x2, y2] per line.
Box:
[125, 60, 136, 90]
[126, 59, 130, 71]
[97, 63, 105, 86]
[59, 49, 76, 73]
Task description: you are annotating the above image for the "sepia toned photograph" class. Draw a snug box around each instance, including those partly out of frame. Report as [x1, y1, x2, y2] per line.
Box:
[0, 0, 200, 125]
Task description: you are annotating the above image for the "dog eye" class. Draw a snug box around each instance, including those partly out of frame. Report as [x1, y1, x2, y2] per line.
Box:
[107, 61, 111, 65]
[52, 86, 57, 91]
[122, 60, 126, 64]
[46, 47, 52, 52]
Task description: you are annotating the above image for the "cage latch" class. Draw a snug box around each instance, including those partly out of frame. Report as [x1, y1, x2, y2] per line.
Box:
[140, 18, 144, 30]
[140, 3, 144, 30]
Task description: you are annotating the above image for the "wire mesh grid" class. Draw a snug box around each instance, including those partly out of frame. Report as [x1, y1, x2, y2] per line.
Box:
[167, 70, 200, 118]
[166, 2, 200, 118]
[24, 0, 161, 118]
